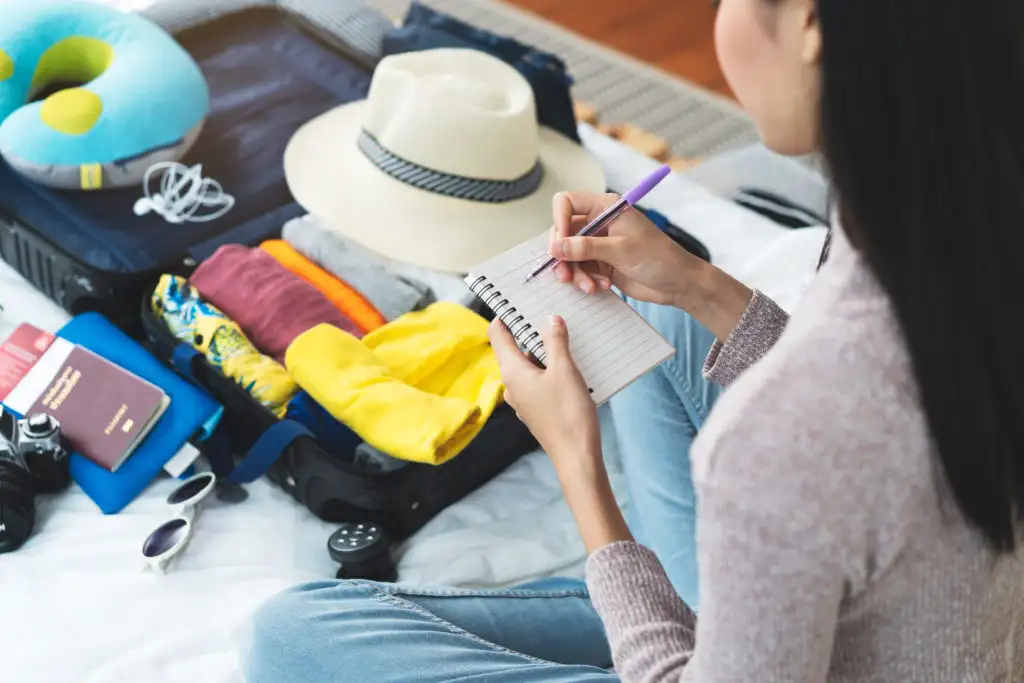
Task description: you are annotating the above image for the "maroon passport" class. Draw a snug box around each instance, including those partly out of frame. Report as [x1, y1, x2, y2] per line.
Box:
[0, 323, 169, 472]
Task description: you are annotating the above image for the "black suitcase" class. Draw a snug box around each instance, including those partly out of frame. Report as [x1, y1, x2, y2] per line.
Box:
[138, 289, 536, 578]
[0, 1, 538, 579]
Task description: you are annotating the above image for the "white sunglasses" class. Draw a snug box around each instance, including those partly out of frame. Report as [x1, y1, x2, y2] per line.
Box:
[141, 471, 217, 573]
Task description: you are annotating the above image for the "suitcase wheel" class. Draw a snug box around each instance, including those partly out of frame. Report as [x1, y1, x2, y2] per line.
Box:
[327, 521, 397, 582]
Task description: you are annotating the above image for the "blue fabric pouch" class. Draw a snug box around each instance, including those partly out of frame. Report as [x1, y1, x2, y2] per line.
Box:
[56, 312, 222, 514]
[382, 2, 580, 143]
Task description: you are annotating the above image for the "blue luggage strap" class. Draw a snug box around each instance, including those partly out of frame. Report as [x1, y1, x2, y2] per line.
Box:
[221, 419, 312, 484]
[169, 343, 311, 484]
[202, 414, 313, 485]
[171, 343, 201, 382]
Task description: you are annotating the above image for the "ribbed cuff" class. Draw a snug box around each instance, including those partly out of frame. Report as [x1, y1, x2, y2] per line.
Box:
[703, 289, 789, 386]
[586, 542, 696, 644]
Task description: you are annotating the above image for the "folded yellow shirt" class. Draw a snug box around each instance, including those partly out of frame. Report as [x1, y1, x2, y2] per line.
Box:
[284, 302, 504, 465]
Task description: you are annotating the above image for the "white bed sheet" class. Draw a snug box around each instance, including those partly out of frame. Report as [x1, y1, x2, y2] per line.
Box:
[0, 74, 826, 683]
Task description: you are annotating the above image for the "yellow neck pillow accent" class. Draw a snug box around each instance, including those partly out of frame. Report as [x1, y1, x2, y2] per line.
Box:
[40, 87, 102, 136]
[0, 50, 12, 81]
[30, 36, 113, 100]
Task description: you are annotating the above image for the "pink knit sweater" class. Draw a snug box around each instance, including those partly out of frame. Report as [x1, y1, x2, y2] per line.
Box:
[585, 225, 1024, 681]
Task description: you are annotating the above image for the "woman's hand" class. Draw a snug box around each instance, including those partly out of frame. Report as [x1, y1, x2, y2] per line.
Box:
[549, 191, 701, 305]
[488, 315, 633, 552]
[488, 314, 602, 480]
[550, 190, 756, 342]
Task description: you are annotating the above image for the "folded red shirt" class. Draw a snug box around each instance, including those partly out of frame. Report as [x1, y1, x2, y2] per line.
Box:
[189, 244, 362, 362]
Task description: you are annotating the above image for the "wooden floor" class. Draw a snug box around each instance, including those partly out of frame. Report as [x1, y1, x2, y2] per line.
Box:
[505, 0, 733, 99]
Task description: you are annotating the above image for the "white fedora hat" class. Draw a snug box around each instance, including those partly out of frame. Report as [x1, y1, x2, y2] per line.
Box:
[283, 48, 606, 273]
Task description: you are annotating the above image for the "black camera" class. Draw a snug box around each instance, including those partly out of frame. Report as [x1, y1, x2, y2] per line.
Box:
[0, 409, 71, 554]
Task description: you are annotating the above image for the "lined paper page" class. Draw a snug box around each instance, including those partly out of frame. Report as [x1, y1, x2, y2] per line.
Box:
[466, 233, 675, 405]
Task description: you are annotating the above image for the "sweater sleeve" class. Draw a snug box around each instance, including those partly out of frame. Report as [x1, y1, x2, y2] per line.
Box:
[587, 341, 855, 683]
[586, 543, 697, 680]
[703, 290, 789, 386]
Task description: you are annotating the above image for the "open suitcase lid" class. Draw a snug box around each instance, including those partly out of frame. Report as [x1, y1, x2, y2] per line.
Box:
[0, 4, 376, 275]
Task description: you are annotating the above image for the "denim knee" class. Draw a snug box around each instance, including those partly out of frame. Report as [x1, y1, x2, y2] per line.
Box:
[621, 295, 720, 417]
[244, 580, 376, 680]
[248, 582, 324, 646]
[251, 581, 314, 629]
[250, 580, 377, 632]
[624, 297, 694, 355]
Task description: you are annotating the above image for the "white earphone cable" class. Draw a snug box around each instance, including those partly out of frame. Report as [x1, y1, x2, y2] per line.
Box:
[133, 162, 235, 224]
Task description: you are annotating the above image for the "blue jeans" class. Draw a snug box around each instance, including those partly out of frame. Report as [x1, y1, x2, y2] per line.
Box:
[243, 300, 723, 683]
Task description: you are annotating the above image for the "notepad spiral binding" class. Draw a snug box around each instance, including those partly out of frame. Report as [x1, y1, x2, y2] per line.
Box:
[469, 276, 548, 365]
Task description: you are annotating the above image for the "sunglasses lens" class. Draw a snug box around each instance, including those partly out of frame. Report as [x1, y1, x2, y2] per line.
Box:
[167, 473, 213, 505]
[142, 518, 189, 558]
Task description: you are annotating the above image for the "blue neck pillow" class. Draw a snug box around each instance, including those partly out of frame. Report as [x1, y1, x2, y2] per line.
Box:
[0, 0, 209, 190]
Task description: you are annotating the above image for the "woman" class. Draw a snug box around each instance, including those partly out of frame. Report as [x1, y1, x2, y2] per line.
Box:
[243, 0, 1024, 680]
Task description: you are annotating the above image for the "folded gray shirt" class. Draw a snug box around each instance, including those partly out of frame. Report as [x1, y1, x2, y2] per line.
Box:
[283, 215, 435, 321]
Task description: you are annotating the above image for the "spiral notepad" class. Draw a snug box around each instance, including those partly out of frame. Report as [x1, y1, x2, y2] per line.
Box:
[465, 232, 675, 405]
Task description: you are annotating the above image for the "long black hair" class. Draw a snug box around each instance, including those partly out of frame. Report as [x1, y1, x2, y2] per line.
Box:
[816, 0, 1024, 552]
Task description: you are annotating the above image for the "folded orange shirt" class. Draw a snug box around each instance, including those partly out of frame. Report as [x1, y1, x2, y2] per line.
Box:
[260, 239, 387, 334]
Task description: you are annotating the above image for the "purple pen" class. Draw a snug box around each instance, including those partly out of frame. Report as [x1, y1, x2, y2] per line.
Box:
[523, 164, 673, 283]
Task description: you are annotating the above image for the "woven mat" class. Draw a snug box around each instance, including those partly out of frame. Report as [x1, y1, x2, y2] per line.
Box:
[366, 0, 759, 159]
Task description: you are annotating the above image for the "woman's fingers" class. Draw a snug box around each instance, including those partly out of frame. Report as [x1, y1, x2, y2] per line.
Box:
[553, 259, 610, 293]
[553, 193, 594, 238]
[573, 265, 597, 294]
[552, 235, 626, 265]
[569, 214, 590, 233]
[581, 262, 612, 290]
[552, 192, 579, 240]
[549, 192, 622, 294]
[574, 262, 613, 293]
[552, 192, 618, 238]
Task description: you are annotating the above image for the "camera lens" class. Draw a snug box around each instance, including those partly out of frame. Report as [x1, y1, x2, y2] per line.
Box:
[0, 459, 36, 554]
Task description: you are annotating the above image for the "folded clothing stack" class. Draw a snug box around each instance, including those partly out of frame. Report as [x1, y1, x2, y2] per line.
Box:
[281, 214, 437, 321]
[149, 223, 505, 472]
[151, 274, 298, 418]
[189, 244, 365, 359]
